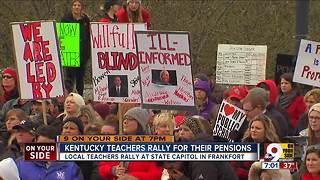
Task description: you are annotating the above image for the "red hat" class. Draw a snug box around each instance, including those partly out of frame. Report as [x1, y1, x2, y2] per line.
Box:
[2, 68, 17, 81]
[174, 115, 184, 130]
[93, 103, 110, 120]
[228, 86, 248, 101]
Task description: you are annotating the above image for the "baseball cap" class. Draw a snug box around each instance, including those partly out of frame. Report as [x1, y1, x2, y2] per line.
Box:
[13, 120, 37, 134]
[228, 86, 248, 101]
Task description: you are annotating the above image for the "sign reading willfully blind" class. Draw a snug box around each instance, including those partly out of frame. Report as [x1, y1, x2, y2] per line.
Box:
[216, 44, 267, 85]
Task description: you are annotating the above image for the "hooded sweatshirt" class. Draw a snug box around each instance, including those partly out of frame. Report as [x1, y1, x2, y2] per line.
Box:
[257, 80, 290, 137]
[189, 80, 215, 121]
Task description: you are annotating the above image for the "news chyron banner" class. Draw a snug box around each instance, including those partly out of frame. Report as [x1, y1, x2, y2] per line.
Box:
[293, 39, 320, 87]
[135, 31, 195, 111]
[11, 21, 64, 99]
[90, 23, 147, 103]
[262, 143, 297, 170]
[24, 135, 259, 161]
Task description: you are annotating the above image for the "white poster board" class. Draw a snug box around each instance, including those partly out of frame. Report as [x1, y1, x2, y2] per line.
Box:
[293, 39, 320, 87]
[216, 44, 267, 85]
[213, 100, 247, 141]
[11, 21, 64, 99]
[135, 31, 195, 110]
[91, 23, 147, 103]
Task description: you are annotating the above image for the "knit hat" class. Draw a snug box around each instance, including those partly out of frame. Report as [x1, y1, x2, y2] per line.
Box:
[228, 86, 248, 101]
[68, 92, 85, 107]
[309, 103, 320, 116]
[0, 158, 20, 180]
[124, 107, 150, 132]
[180, 116, 207, 137]
[2, 68, 17, 82]
[93, 103, 110, 120]
[174, 115, 184, 130]
[63, 117, 84, 134]
[127, 0, 141, 4]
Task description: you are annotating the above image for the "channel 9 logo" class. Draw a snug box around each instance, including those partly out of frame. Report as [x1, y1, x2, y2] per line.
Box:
[264, 143, 294, 162]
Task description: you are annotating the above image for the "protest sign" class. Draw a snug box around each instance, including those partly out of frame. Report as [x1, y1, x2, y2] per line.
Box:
[135, 31, 195, 110]
[216, 44, 267, 85]
[293, 39, 320, 87]
[213, 100, 247, 141]
[90, 23, 147, 103]
[11, 21, 64, 99]
[275, 54, 295, 85]
[56, 22, 80, 67]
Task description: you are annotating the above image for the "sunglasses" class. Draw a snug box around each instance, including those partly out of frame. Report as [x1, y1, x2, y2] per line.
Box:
[2, 75, 13, 79]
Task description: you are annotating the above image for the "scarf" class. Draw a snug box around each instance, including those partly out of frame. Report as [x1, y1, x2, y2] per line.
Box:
[275, 90, 297, 109]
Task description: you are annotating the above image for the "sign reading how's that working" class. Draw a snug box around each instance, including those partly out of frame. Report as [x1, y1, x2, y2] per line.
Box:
[11, 21, 64, 99]
[213, 100, 247, 142]
[216, 44, 267, 85]
[293, 39, 320, 87]
[90, 23, 147, 103]
[135, 31, 195, 110]
[56, 23, 80, 67]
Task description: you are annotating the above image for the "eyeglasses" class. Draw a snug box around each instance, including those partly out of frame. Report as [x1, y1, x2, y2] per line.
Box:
[2, 75, 13, 79]
[243, 108, 254, 113]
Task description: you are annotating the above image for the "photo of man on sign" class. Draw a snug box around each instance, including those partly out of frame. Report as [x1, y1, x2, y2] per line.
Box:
[108, 75, 128, 97]
[152, 69, 177, 86]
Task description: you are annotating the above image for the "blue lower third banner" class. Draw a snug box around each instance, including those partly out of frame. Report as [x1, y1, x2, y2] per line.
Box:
[57, 143, 259, 161]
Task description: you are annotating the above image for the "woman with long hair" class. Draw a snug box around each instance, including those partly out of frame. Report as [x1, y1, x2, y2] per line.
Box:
[116, 0, 151, 29]
[307, 103, 320, 145]
[275, 73, 306, 131]
[61, 0, 90, 96]
[299, 146, 320, 179]
[232, 114, 280, 180]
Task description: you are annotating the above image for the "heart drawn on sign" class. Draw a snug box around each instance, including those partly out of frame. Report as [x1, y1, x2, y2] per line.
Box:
[224, 104, 235, 116]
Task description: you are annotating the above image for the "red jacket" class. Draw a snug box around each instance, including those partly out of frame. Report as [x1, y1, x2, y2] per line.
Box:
[286, 95, 306, 128]
[98, 161, 162, 180]
[116, 7, 151, 29]
[302, 172, 320, 180]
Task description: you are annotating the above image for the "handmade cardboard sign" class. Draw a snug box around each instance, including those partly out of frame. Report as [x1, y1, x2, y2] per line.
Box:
[90, 23, 147, 103]
[293, 39, 320, 87]
[135, 31, 195, 110]
[11, 21, 64, 99]
[213, 100, 247, 141]
[216, 44, 267, 85]
[56, 22, 80, 67]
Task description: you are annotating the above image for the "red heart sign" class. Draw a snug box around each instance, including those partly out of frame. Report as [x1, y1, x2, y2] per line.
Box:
[224, 104, 235, 116]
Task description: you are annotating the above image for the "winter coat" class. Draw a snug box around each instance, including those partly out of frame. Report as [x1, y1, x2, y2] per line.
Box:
[302, 172, 320, 180]
[265, 104, 289, 138]
[286, 95, 306, 129]
[181, 161, 237, 180]
[98, 161, 162, 180]
[257, 79, 290, 137]
[0, 139, 22, 161]
[189, 80, 215, 121]
[116, 7, 151, 29]
[16, 157, 84, 180]
[295, 113, 309, 136]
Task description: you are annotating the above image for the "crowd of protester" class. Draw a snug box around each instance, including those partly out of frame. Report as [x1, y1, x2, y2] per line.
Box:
[0, 0, 320, 180]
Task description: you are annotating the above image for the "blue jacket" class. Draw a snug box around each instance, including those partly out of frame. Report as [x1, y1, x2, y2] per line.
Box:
[16, 158, 84, 180]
